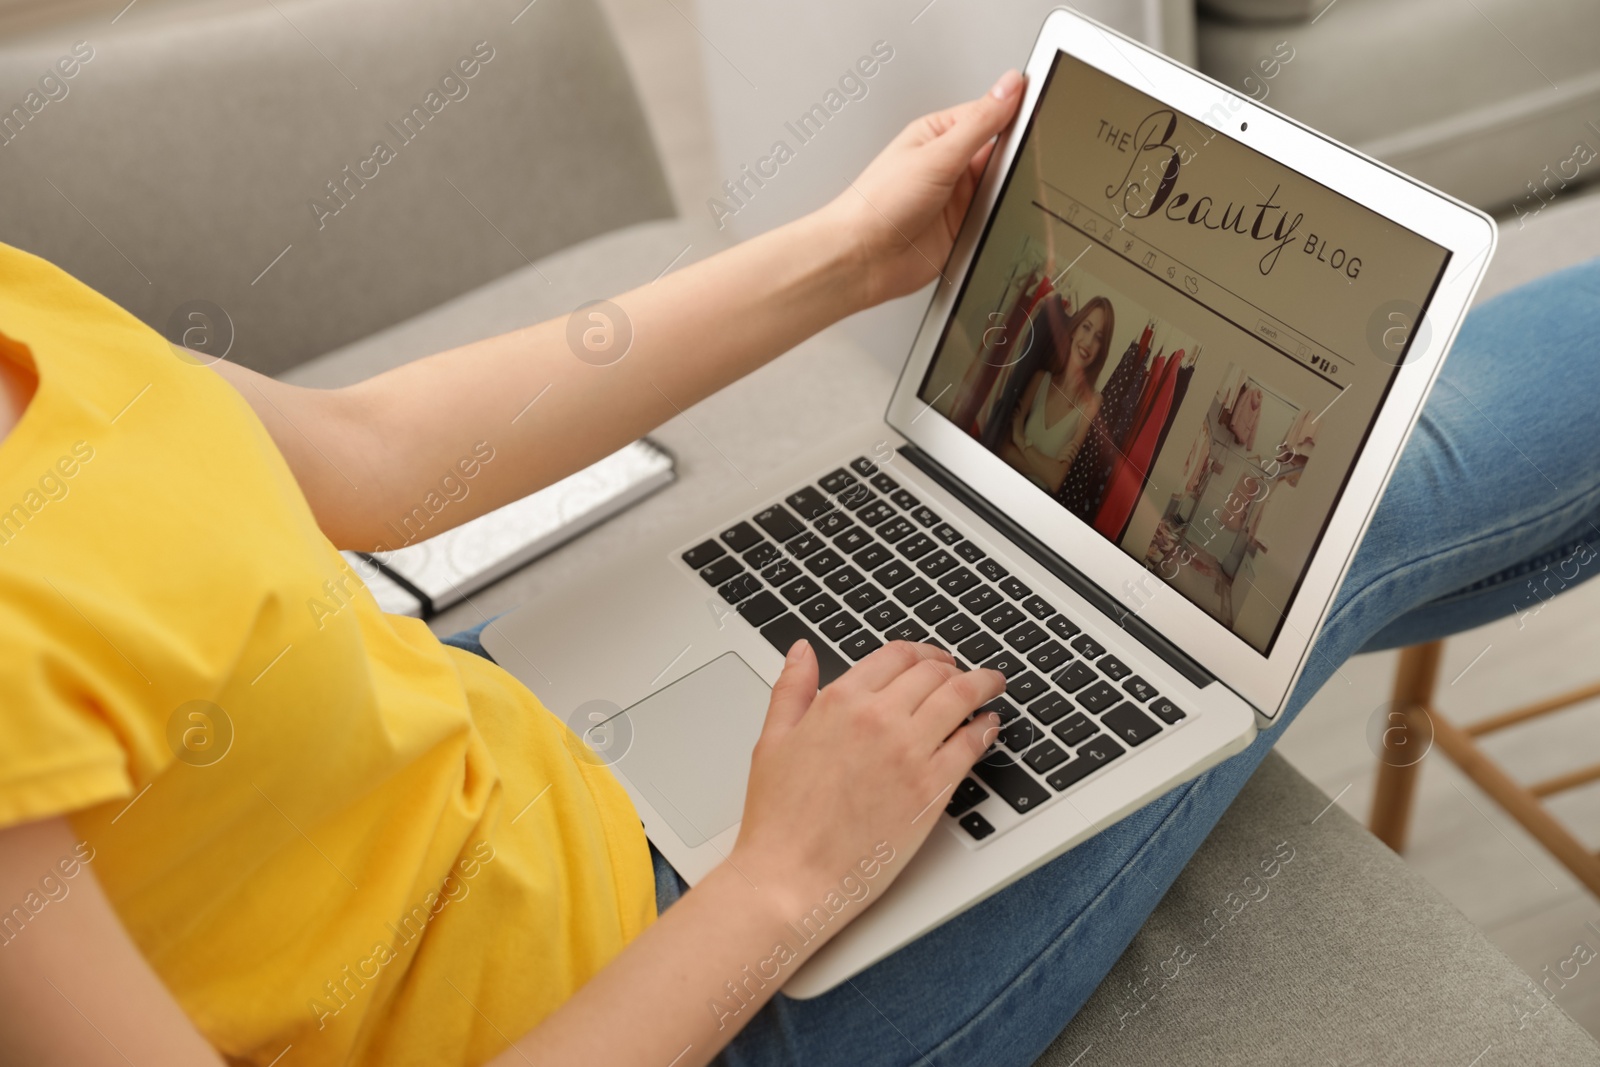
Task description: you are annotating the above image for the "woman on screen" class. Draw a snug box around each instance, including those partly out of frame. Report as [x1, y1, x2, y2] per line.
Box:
[998, 294, 1114, 493]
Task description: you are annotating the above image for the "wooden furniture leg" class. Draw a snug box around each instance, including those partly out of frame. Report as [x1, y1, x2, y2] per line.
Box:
[1369, 641, 1442, 852]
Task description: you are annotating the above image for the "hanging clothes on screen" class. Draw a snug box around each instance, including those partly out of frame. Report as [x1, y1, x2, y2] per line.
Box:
[1228, 383, 1263, 451]
[980, 291, 1073, 453]
[1094, 347, 1186, 541]
[950, 271, 1051, 435]
[1148, 353, 1196, 466]
[1055, 322, 1152, 520]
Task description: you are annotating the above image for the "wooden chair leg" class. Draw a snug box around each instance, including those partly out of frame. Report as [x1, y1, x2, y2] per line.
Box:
[1369, 641, 1443, 853]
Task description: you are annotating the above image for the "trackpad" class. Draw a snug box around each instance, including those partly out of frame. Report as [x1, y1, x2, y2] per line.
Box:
[607, 652, 770, 848]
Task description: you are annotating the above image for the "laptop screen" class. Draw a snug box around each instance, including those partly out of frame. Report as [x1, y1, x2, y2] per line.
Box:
[916, 51, 1451, 655]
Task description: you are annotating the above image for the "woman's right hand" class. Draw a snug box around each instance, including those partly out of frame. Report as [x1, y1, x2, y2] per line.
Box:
[730, 640, 1006, 930]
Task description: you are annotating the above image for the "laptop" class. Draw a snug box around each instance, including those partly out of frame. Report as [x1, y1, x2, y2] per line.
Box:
[482, 6, 1496, 998]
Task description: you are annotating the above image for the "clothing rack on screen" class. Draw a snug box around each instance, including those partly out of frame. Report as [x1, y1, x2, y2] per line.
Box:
[1093, 343, 1201, 541]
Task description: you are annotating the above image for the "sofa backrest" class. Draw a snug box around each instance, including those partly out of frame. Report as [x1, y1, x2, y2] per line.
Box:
[0, 0, 674, 375]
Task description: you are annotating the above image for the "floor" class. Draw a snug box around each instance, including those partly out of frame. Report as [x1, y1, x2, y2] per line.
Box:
[600, 0, 1600, 1040]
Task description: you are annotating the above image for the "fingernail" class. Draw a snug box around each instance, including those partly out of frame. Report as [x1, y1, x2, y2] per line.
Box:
[990, 69, 1021, 100]
[787, 639, 810, 664]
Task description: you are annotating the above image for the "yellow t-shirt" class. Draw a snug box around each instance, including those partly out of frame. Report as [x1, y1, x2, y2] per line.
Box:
[0, 243, 655, 1065]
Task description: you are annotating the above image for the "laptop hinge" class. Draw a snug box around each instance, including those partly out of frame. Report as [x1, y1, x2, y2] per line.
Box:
[898, 446, 1215, 689]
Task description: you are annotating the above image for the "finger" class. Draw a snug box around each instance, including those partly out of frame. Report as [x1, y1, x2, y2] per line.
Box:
[933, 711, 1005, 779]
[919, 69, 1024, 180]
[843, 639, 954, 692]
[916, 667, 1007, 746]
[880, 656, 965, 716]
[762, 639, 818, 740]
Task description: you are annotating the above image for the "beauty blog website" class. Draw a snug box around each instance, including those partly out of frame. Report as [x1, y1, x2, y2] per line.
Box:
[918, 51, 1450, 654]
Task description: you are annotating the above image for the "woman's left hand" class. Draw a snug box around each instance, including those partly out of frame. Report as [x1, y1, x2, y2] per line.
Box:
[822, 70, 1024, 309]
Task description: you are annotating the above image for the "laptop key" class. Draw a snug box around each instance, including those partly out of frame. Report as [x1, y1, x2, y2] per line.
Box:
[780, 576, 822, 604]
[863, 602, 907, 631]
[1077, 681, 1122, 714]
[800, 594, 841, 624]
[877, 517, 916, 543]
[870, 472, 899, 494]
[932, 522, 963, 546]
[720, 522, 762, 552]
[1045, 735, 1124, 791]
[738, 591, 785, 626]
[1149, 697, 1187, 724]
[834, 526, 872, 553]
[838, 484, 876, 511]
[814, 511, 852, 537]
[760, 613, 849, 687]
[1046, 614, 1081, 640]
[958, 811, 996, 840]
[898, 533, 936, 560]
[894, 578, 936, 605]
[1099, 656, 1131, 681]
[857, 501, 896, 526]
[1052, 712, 1098, 747]
[718, 573, 761, 604]
[743, 542, 779, 568]
[1005, 621, 1048, 653]
[699, 556, 743, 586]
[958, 632, 1002, 663]
[1054, 661, 1097, 692]
[824, 566, 865, 594]
[980, 697, 1021, 724]
[819, 468, 856, 494]
[981, 603, 1025, 634]
[884, 620, 929, 643]
[889, 489, 920, 510]
[819, 611, 860, 640]
[999, 718, 1038, 752]
[917, 549, 957, 579]
[1070, 633, 1106, 660]
[806, 550, 845, 576]
[1122, 676, 1158, 703]
[761, 559, 800, 586]
[1020, 594, 1055, 620]
[839, 630, 882, 660]
[972, 755, 1050, 814]
[981, 651, 1026, 678]
[786, 532, 824, 559]
[914, 595, 957, 625]
[1007, 672, 1049, 704]
[945, 777, 989, 817]
[976, 558, 1008, 582]
[961, 586, 1002, 615]
[874, 561, 915, 588]
[1023, 739, 1069, 774]
[753, 504, 805, 543]
[1028, 692, 1073, 725]
[1103, 702, 1162, 747]
[911, 505, 941, 527]
[936, 613, 981, 642]
[849, 456, 877, 476]
[786, 486, 832, 519]
[954, 540, 986, 564]
[1026, 640, 1072, 673]
[938, 566, 980, 596]
[999, 577, 1032, 600]
[682, 540, 725, 569]
[853, 543, 894, 570]
[844, 584, 885, 611]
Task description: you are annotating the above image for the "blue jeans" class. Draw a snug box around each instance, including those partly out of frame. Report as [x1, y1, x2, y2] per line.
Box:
[449, 258, 1600, 1066]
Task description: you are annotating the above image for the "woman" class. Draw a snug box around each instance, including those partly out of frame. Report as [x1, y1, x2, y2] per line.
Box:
[998, 295, 1113, 493]
[3, 67, 1600, 1067]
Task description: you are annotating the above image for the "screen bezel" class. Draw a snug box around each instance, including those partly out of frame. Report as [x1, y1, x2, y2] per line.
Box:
[884, 8, 1496, 719]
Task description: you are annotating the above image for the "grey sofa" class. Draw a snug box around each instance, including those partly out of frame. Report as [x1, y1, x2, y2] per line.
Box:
[2, 1, 1596, 1063]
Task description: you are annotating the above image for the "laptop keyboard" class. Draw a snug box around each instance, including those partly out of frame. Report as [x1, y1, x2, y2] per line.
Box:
[678, 455, 1188, 844]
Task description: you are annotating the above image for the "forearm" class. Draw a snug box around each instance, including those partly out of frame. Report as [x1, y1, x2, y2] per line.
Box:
[335, 209, 867, 551]
[499, 860, 827, 1067]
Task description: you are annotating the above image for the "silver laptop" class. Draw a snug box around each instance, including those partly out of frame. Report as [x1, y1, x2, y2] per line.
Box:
[483, 7, 1496, 998]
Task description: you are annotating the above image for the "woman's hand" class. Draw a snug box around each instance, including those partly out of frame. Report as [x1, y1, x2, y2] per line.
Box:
[730, 640, 1006, 925]
[821, 70, 1025, 309]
